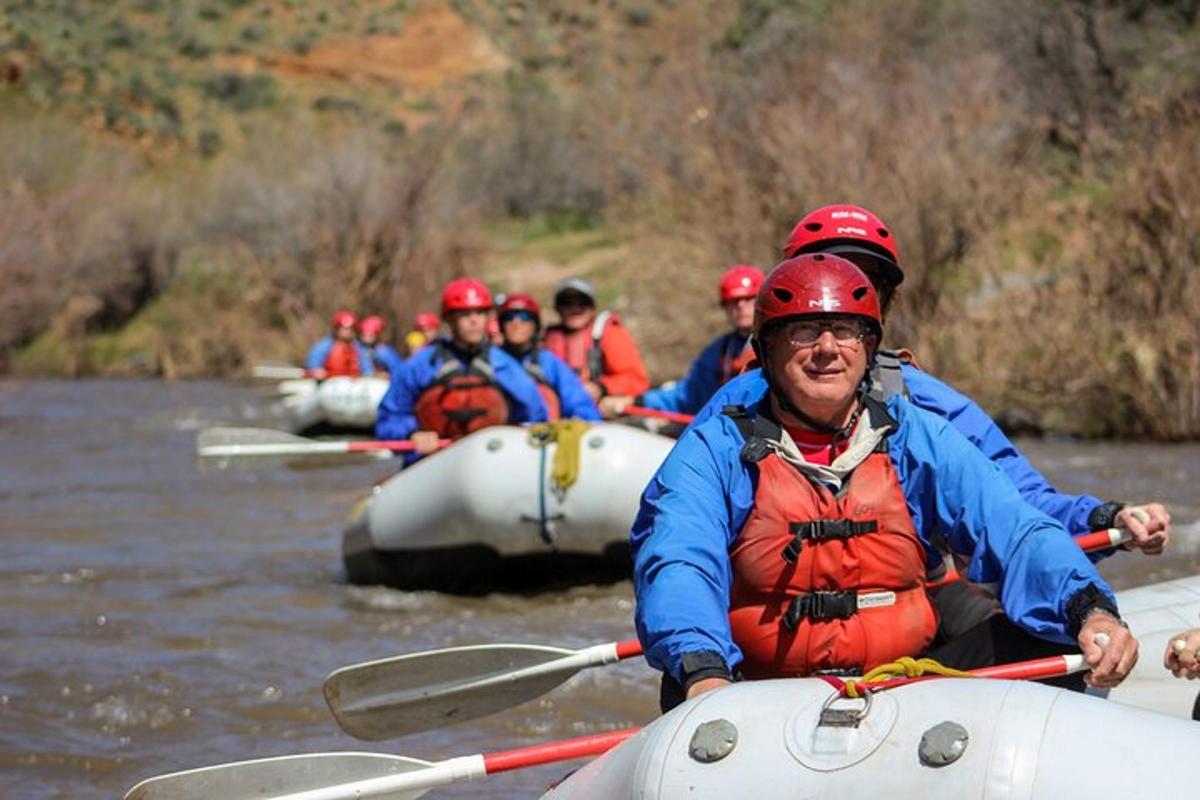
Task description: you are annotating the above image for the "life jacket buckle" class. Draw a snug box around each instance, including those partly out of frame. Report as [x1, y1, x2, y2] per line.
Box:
[781, 590, 858, 629]
[781, 520, 879, 563]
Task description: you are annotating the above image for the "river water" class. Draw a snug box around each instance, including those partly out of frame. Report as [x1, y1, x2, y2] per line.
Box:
[1, 379, 1197, 799]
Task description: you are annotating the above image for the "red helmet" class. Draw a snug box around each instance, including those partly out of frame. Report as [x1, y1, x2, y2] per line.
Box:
[414, 312, 440, 332]
[331, 310, 358, 329]
[719, 265, 765, 302]
[754, 254, 882, 339]
[499, 293, 542, 323]
[441, 278, 493, 315]
[782, 204, 904, 287]
[357, 315, 385, 335]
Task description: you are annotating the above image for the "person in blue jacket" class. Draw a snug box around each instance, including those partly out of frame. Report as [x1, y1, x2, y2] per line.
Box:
[376, 277, 548, 456]
[692, 203, 1170, 553]
[357, 315, 405, 377]
[632, 254, 1140, 711]
[497, 293, 602, 421]
[305, 310, 376, 378]
[607, 265, 764, 418]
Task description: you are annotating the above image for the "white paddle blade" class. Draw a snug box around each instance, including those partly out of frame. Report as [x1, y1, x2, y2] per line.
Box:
[125, 751, 432, 800]
[253, 365, 307, 379]
[196, 427, 313, 451]
[325, 644, 579, 740]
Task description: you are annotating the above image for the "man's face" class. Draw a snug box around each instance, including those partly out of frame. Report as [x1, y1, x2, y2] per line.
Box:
[765, 315, 875, 414]
[722, 296, 756, 333]
[555, 293, 595, 331]
[447, 309, 489, 347]
[500, 310, 538, 347]
[359, 331, 378, 346]
[335, 324, 357, 342]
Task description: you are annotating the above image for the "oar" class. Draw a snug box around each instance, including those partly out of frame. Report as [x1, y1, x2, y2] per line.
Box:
[196, 427, 450, 459]
[928, 528, 1133, 589]
[324, 640, 644, 740]
[123, 727, 638, 800]
[623, 405, 695, 425]
[253, 365, 310, 379]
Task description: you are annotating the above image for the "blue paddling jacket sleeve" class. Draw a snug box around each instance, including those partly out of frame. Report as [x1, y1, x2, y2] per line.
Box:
[535, 350, 602, 421]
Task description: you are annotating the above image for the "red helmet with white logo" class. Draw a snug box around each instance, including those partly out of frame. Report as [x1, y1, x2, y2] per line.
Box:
[441, 278, 493, 315]
[782, 204, 904, 287]
[331, 310, 358, 329]
[754, 254, 882, 340]
[499, 293, 542, 323]
[719, 265, 765, 302]
[357, 315, 385, 335]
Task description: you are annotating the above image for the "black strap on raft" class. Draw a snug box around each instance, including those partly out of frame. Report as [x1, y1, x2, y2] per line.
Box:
[781, 519, 879, 563]
[782, 590, 859, 629]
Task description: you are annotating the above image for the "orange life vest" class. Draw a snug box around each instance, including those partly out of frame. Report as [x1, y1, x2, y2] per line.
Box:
[414, 344, 511, 439]
[324, 340, 362, 377]
[726, 407, 937, 678]
[523, 353, 562, 422]
[719, 333, 755, 384]
[541, 311, 611, 382]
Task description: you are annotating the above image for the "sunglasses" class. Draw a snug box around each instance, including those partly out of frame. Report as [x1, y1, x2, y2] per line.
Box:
[500, 310, 537, 323]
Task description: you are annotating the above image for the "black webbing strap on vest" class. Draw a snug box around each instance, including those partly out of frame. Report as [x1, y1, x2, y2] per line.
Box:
[723, 405, 782, 463]
[781, 519, 879, 563]
[782, 590, 859, 630]
[431, 341, 498, 383]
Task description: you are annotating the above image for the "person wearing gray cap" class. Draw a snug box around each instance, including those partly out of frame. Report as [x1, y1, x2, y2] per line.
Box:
[542, 277, 650, 405]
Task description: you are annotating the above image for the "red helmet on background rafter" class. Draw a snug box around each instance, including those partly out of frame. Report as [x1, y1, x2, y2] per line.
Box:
[754, 254, 882, 340]
[499, 293, 542, 324]
[441, 278, 493, 316]
[414, 312, 440, 332]
[357, 315, 385, 336]
[719, 265, 765, 302]
[331, 310, 358, 329]
[782, 204, 904, 287]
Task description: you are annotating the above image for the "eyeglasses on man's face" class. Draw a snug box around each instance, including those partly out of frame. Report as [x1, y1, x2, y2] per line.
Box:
[779, 317, 870, 348]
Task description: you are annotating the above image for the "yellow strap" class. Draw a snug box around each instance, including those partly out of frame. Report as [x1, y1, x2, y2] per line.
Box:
[841, 657, 977, 698]
[527, 419, 592, 491]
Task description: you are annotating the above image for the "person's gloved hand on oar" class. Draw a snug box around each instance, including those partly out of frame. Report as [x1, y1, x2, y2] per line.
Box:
[1166, 629, 1200, 680]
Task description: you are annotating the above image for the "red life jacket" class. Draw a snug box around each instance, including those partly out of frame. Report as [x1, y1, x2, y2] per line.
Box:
[725, 406, 937, 678]
[719, 333, 755, 384]
[522, 352, 562, 422]
[324, 340, 362, 377]
[414, 344, 511, 439]
[542, 311, 611, 382]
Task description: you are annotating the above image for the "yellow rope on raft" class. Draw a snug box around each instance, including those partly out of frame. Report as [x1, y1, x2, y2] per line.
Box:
[527, 419, 592, 492]
[841, 657, 976, 698]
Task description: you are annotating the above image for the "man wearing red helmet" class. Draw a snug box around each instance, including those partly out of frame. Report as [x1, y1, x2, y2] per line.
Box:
[606, 265, 764, 417]
[497, 293, 601, 421]
[356, 315, 405, 377]
[376, 278, 548, 453]
[632, 254, 1138, 711]
[693, 204, 1170, 561]
[404, 312, 441, 357]
[305, 311, 377, 379]
[542, 278, 651, 403]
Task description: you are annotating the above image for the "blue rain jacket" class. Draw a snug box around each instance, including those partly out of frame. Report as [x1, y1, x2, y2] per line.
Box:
[632, 392, 1117, 685]
[521, 348, 603, 421]
[368, 343, 406, 376]
[640, 331, 752, 415]
[692, 366, 1103, 535]
[304, 337, 376, 376]
[375, 340, 548, 441]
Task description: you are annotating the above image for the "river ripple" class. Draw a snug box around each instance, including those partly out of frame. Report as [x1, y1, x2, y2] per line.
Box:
[1, 379, 1197, 798]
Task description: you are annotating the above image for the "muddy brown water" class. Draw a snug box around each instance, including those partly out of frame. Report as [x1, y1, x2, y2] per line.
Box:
[1, 379, 1198, 799]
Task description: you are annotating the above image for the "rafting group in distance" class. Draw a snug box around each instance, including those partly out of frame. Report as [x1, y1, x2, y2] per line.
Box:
[160, 203, 1200, 799]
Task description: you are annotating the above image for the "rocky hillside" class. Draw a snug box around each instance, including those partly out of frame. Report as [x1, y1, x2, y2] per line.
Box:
[2, 0, 1198, 438]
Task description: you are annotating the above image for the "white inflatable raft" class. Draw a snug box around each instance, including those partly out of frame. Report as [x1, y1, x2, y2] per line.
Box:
[279, 376, 389, 434]
[543, 676, 1200, 799]
[1098, 573, 1200, 718]
[342, 423, 675, 592]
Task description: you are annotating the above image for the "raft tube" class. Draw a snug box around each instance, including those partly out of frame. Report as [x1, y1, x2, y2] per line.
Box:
[281, 376, 389, 434]
[543, 676, 1200, 799]
[342, 423, 675, 593]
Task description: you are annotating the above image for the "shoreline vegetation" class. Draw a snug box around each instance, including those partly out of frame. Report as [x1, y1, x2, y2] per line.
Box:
[1, 0, 1197, 439]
